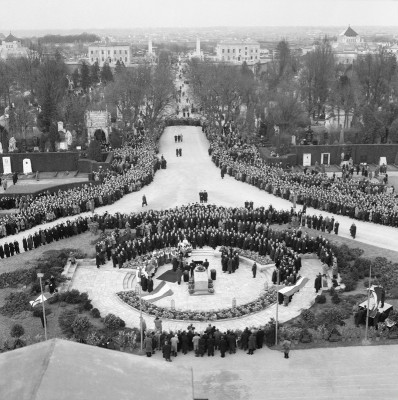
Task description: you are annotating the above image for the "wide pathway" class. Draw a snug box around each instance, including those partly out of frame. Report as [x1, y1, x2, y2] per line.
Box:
[70, 253, 320, 331]
[2, 126, 398, 253]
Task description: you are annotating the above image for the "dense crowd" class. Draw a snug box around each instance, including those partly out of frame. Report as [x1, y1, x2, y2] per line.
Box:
[92, 204, 336, 289]
[0, 134, 164, 240]
[206, 126, 398, 227]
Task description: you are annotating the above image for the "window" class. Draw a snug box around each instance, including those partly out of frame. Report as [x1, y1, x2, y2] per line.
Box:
[125, 50, 127, 54]
[245, 47, 247, 50]
[228, 49, 230, 53]
[125, 57, 127, 62]
[108, 50, 110, 54]
[114, 50, 116, 54]
[101, 50, 104, 54]
[251, 56, 253, 60]
[102, 57, 104, 61]
[233, 49, 235, 53]
[222, 49, 224, 53]
[245, 52, 247, 56]
[239, 49, 241, 53]
[119, 50, 121, 54]
[91, 50, 93, 54]
[91, 58, 94, 62]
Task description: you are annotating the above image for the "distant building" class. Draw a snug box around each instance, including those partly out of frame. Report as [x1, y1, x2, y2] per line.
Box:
[0, 33, 28, 59]
[332, 26, 367, 64]
[88, 43, 131, 67]
[215, 40, 260, 64]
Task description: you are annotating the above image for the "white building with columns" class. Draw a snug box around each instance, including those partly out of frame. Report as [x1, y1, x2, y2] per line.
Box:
[215, 40, 260, 64]
[88, 43, 131, 66]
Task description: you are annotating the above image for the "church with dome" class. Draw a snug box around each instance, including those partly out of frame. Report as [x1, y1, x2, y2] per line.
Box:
[332, 26, 368, 64]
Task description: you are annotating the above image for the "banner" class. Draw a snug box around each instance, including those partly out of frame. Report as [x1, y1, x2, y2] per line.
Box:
[2, 156, 11, 174]
[23, 158, 32, 174]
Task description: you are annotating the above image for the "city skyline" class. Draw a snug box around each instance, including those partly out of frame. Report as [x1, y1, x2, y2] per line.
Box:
[1, 0, 398, 33]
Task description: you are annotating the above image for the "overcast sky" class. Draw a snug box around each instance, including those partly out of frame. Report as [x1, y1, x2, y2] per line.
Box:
[1, 0, 398, 31]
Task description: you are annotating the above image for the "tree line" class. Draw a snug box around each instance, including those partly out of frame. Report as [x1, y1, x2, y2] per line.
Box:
[0, 50, 176, 150]
[188, 38, 398, 144]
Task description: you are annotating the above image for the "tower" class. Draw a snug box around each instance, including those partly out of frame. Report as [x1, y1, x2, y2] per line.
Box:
[148, 39, 153, 55]
[196, 37, 200, 57]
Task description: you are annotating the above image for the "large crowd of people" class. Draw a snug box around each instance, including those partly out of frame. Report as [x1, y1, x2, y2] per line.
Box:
[206, 125, 398, 227]
[0, 132, 165, 240]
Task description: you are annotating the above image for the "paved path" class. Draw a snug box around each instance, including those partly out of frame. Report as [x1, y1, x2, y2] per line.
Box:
[2, 126, 398, 253]
[70, 251, 321, 331]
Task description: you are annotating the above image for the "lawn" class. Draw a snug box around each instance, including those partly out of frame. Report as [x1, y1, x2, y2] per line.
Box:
[0, 232, 98, 274]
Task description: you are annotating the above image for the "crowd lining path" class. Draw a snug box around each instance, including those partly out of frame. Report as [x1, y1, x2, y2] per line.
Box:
[2, 126, 398, 253]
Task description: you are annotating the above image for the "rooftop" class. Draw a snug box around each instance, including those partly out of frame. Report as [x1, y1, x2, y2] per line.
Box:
[340, 26, 359, 37]
[4, 33, 20, 42]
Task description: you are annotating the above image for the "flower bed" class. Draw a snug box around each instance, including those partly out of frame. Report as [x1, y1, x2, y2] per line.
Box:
[220, 246, 272, 265]
[117, 287, 277, 321]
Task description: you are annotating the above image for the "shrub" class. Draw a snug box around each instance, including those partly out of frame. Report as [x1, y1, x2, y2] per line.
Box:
[0, 268, 36, 289]
[87, 139, 103, 162]
[315, 294, 326, 304]
[72, 316, 92, 340]
[300, 309, 316, 327]
[352, 258, 371, 279]
[91, 308, 101, 318]
[59, 309, 79, 336]
[10, 324, 25, 338]
[331, 293, 341, 304]
[316, 307, 345, 330]
[104, 313, 126, 330]
[342, 274, 357, 292]
[0, 291, 30, 316]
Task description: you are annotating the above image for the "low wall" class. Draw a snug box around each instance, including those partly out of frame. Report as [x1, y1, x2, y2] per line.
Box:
[292, 144, 398, 166]
[0, 152, 79, 173]
[0, 180, 100, 198]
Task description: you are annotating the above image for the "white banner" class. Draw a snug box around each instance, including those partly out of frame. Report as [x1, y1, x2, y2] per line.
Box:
[303, 153, 311, 167]
[2, 156, 11, 174]
[23, 158, 32, 174]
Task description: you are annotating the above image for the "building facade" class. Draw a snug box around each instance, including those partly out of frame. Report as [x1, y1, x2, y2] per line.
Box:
[333, 26, 366, 64]
[88, 43, 131, 66]
[0, 33, 28, 59]
[215, 41, 260, 64]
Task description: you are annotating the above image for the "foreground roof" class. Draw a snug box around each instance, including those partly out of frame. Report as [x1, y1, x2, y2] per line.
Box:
[0, 339, 193, 400]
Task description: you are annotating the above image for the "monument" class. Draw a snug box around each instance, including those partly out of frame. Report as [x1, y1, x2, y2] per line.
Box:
[85, 110, 110, 143]
[8, 137, 16, 152]
[191, 265, 211, 295]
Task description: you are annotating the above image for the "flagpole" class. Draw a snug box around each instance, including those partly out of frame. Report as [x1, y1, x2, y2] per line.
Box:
[275, 269, 280, 346]
[364, 263, 372, 344]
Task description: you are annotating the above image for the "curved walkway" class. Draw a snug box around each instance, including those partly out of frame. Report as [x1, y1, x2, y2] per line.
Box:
[2, 126, 398, 253]
[70, 253, 321, 331]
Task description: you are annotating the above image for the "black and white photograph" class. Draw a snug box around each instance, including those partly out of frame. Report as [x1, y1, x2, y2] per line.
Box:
[1, 1, 398, 399]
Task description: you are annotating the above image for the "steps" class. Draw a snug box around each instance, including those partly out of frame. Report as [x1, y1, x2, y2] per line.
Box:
[122, 272, 136, 290]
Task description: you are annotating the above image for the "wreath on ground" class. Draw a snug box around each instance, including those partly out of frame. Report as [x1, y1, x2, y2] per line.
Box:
[117, 287, 276, 321]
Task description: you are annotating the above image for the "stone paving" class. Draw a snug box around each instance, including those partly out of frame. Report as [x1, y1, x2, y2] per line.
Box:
[69, 248, 321, 331]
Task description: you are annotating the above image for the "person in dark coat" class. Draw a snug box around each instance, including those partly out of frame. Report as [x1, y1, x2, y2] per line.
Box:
[141, 275, 148, 291]
[219, 336, 227, 358]
[256, 328, 265, 349]
[240, 328, 250, 351]
[14, 240, 20, 254]
[9, 242, 14, 256]
[22, 237, 28, 252]
[147, 277, 154, 293]
[252, 262, 257, 278]
[176, 148, 179, 157]
[142, 195, 147, 207]
[179, 148, 182, 157]
[314, 273, 322, 293]
[334, 221, 339, 235]
[198, 336, 206, 357]
[4, 243, 10, 258]
[248, 332, 257, 355]
[207, 334, 215, 356]
[163, 340, 172, 361]
[0, 244, 4, 259]
[350, 223, 356, 239]
[176, 267, 183, 285]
